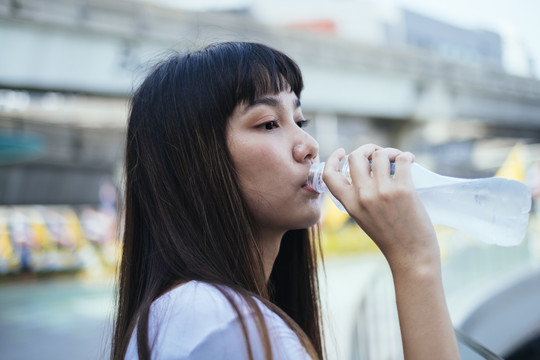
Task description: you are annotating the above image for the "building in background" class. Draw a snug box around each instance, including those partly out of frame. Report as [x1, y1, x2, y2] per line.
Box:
[385, 9, 503, 71]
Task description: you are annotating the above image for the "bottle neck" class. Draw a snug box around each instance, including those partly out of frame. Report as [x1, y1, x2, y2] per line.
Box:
[307, 162, 328, 193]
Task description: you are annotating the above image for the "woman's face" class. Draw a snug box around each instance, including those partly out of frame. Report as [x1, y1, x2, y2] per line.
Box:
[227, 90, 322, 236]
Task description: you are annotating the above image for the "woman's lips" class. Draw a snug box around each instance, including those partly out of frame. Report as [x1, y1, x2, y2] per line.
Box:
[302, 184, 320, 194]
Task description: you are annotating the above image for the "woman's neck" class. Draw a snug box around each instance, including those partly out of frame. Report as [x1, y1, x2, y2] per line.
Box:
[257, 230, 286, 282]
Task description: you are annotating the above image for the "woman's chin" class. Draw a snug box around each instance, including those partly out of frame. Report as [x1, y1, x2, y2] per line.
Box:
[298, 205, 323, 229]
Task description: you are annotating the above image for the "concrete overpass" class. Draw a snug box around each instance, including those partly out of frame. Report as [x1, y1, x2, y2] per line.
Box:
[2, 0, 540, 123]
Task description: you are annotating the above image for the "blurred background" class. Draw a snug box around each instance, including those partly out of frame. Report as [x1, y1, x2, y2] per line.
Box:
[1, 0, 539, 359]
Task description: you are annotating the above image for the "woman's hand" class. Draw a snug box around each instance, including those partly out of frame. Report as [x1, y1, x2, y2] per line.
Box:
[322, 145, 460, 360]
[322, 145, 439, 273]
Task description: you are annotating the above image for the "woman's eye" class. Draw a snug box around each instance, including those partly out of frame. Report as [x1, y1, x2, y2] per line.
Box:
[296, 119, 310, 128]
[260, 121, 278, 130]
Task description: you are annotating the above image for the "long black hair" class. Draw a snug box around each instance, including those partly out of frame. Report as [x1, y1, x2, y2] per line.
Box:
[112, 42, 324, 359]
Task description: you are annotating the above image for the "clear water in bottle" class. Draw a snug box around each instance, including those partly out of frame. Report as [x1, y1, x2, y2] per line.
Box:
[307, 158, 532, 246]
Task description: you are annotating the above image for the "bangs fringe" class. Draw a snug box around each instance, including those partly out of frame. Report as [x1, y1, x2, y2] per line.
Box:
[202, 42, 304, 107]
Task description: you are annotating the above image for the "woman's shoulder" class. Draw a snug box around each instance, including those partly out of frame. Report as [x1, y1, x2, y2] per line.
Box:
[125, 281, 244, 359]
[152, 281, 250, 326]
[148, 282, 252, 355]
[157, 281, 241, 310]
[126, 281, 310, 359]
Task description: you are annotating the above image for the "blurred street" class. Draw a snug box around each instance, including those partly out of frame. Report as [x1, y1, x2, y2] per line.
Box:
[0, 233, 538, 360]
[0, 274, 114, 360]
[0, 255, 382, 360]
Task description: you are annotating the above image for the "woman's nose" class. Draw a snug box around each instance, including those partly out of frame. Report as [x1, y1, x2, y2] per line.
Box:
[293, 131, 319, 163]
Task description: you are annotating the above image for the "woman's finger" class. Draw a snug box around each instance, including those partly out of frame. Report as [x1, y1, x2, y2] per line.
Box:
[370, 147, 401, 184]
[393, 151, 415, 186]
[347, 144, 381, 189]
[322, 148, 349, 200]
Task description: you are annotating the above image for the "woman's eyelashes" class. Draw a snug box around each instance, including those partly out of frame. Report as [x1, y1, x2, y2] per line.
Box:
[296, 119, 310, 128]
[257, 119, 310, 131]
[260, 120, 279, 130]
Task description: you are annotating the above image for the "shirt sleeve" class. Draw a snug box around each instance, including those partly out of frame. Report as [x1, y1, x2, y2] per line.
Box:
[186, 311, 311, 360]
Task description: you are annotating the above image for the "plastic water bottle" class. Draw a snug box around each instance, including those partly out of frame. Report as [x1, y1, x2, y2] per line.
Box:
[307, 158, 532, 246]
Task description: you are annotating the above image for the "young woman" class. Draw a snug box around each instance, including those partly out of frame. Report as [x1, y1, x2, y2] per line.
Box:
[111, 42, 460, 359]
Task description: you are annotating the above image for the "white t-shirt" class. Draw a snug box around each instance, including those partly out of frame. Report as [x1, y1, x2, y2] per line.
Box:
[125, 281, 312, 359]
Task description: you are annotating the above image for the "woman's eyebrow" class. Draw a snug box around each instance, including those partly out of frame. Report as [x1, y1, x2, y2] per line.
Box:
[245, 96, 301, 111]
[247, 96, 280, 109]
